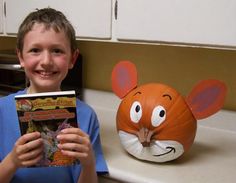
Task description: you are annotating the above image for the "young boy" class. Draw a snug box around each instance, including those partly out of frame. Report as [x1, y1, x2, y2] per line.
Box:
[0, 8, 108, 183]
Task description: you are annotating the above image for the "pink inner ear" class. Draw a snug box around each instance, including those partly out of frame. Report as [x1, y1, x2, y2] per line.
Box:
[186, 79, 227, 120]
[111, 61, 137, 98]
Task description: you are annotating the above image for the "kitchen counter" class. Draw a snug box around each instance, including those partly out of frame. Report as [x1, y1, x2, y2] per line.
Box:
[84, 89, 236, 183]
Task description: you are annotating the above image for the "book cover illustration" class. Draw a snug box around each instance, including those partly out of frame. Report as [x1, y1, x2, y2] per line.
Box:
[15, 90, 80, 167]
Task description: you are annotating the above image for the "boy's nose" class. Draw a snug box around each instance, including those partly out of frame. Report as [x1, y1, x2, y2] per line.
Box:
[41, 51, 52, 66]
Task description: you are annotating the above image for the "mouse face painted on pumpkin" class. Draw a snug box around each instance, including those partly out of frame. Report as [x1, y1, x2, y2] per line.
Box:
[111, 61, 227, 162]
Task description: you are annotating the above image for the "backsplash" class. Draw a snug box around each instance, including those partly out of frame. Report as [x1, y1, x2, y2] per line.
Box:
[0, 37, 236, 111]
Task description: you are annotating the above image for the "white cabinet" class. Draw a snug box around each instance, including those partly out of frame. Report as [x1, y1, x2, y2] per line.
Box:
[115, 0, 236, 48]
[2, 0, 236, 48]
[0, 0, 3, 33]
[4, 0, 112, 39]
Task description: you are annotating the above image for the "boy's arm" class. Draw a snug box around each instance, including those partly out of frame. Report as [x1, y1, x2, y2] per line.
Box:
[0, 132, 43, 183]
[0, 153, 18, 183]
[77, 154, 98, 183]
[77, 138, 98, 183]
[57, 128, 98, 183]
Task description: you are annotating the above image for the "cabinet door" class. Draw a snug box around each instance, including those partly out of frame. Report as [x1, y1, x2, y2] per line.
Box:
[0, 0, 3, 33]
[116, 0, 236, 48]
[5, 0, 112, 39]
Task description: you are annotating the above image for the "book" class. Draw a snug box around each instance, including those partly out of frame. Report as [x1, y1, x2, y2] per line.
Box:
[15, 90, 79, 167]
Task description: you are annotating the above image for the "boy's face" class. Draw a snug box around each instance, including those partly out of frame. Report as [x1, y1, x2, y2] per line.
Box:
[17, 23, 78, 93]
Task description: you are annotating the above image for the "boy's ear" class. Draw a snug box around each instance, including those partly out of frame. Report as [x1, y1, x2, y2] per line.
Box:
[70, 49, 79, 69]
[16, 49, 25, 67]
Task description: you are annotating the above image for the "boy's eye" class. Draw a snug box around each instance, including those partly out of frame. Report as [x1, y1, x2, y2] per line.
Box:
[30, 48, 40, 53]
[52, 49, 63, 54]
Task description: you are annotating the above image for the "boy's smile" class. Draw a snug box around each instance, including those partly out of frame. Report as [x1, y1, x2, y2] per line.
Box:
[36, 71, 58, 78]
[17, 23, 77, 93]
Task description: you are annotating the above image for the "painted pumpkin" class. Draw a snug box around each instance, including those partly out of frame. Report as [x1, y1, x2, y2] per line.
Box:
[111, 61, 227, 162]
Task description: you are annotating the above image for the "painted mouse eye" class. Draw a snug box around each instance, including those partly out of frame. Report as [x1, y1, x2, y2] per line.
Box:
[151, 105, 166, 127]
[130, 101, 142, 123]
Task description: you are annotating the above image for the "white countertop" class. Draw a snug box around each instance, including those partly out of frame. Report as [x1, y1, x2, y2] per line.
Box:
[84, 89, 236, 183]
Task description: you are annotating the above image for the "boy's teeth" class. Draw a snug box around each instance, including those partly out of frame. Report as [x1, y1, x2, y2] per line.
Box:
[40, 71, 53, 76]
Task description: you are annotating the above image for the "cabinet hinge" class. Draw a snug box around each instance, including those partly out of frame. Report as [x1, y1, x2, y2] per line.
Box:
[115, 0, 118, 20]
[4, 1, 6, 17]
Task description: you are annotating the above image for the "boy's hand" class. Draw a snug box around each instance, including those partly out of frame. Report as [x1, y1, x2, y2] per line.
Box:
[10, 132, 44, 168]
[57, 128, 95, 167]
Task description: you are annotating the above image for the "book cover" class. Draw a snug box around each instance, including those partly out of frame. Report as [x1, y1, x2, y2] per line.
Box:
[15, 90, 80, 167]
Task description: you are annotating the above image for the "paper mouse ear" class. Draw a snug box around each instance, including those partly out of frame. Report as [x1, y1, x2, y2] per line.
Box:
[111, 61, 138, 98]
[186, 79, 227, 120]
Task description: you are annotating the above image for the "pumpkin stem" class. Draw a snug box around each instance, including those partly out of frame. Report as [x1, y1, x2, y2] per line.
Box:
[135, 127, 154, 147]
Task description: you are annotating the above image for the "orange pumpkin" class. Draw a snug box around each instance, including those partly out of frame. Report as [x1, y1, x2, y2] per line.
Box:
[111, 61, 227, 162]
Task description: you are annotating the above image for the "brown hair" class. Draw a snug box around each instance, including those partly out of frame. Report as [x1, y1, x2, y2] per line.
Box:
[16, 8, 77, 53]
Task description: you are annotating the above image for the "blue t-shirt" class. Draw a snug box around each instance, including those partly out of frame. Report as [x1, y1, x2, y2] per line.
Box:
[0, 89, 108, 183]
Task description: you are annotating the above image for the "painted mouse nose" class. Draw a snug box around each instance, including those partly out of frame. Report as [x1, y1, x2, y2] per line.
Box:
[135, 127, 154, 147]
